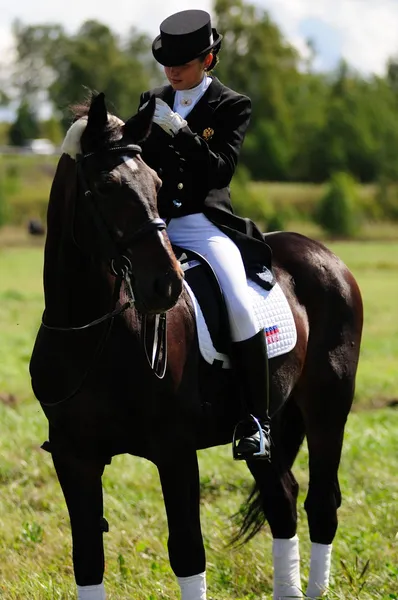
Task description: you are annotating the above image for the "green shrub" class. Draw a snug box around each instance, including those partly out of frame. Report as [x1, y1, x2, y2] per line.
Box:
[265, 212, 286, 232]
[316, 171, 359, 237]
[231, 165, 273, 225]
[0, 180, 10, 227]
[4, 164, 21, 196]
[8, 101, 40, 146]
[376, 178, 398, 221]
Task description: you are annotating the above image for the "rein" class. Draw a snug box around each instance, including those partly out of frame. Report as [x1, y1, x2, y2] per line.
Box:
[42, 257, 135, 332]
[41, 144, 168, 384]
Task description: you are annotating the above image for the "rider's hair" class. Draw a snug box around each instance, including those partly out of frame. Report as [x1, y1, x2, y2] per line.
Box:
[199, 41, 221, 73]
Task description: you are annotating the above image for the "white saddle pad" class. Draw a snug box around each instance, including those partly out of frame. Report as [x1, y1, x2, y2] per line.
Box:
[183, 278, 297, 369]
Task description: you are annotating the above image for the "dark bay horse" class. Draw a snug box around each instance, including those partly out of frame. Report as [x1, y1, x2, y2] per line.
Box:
[29, 93, 363, 599]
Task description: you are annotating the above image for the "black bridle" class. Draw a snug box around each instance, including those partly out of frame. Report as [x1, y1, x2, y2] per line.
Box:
[76, 144, 167, 282]
[41, 144, 169, 384]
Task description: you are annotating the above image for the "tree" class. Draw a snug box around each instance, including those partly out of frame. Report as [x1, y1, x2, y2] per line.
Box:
[289, 72, 330, 181]
[7, 5, 398, 184]
[125, 27, 163, 89]
[387, 57, 398, 96]
[0, 90, 9, 106]
[243, 120, 292, 180]
[8, 101, 40, 146]
[40, 117, 64, 144]
[310, 62, 398, 182]
[12, 20, 65, 105]
[316, 172, 359, 237]
[11, 20, 163, 127]
[214, 0, 301, 180]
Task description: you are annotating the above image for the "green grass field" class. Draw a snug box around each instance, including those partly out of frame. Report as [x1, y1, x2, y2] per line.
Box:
[0, 237, 397, 599]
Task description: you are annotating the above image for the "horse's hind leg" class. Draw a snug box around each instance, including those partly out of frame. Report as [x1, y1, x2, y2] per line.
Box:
[52, 449, 106, 599]
[157, 449, 206, 599]
[248, 464, 303, 600]
[246, 399, 306, 600]
[302, 368, 355, 598]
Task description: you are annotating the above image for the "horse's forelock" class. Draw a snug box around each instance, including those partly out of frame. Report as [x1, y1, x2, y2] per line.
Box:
[61, 117, 88, 159]
[61, 114, 125, 160]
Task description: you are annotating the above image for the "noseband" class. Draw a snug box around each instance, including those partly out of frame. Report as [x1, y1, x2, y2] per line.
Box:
[41, 144, 169, 382]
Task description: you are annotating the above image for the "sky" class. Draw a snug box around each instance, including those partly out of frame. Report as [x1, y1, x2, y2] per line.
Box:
[0, 0, 397, 76]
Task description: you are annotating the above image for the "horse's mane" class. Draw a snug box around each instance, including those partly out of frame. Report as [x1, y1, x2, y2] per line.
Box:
[70, 102, 91, 121]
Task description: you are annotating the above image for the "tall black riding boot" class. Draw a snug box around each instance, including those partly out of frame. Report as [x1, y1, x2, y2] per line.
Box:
[232, 330, 271, 461]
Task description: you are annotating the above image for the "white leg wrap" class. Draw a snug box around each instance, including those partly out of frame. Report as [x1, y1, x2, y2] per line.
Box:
[177, 571, 206, 600]
[77, 583, 106, 600]
[306, 543, 332, 598]
[273, 535, 303, 599]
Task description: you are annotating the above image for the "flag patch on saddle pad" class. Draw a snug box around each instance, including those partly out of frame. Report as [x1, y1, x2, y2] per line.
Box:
[184, 279, 297, 369]
[265, 325, 280, 344]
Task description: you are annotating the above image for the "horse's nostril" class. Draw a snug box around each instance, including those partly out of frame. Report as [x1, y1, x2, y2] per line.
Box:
[154, 274, 173, 299]
[154, 272, 183, 302]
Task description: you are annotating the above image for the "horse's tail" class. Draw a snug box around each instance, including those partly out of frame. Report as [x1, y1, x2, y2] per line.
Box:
[230, 482, 266, 546]
[231, 398, 305, 546]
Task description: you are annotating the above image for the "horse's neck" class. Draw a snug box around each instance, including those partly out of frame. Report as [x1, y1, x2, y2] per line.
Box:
[43, 231, 113, 326]
[43, 155, 113, 327]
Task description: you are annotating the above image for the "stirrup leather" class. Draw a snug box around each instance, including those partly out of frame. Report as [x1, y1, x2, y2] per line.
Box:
[232, 414, 271, 461]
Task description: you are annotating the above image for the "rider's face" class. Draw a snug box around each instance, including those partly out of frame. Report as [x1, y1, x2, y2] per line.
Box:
[164, 55, 212, 90]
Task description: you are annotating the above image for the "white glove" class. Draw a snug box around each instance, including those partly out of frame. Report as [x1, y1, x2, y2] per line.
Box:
[153, 98, 187, 136]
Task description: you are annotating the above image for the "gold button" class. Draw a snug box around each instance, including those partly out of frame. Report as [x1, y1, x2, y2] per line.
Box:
[177, 182, 184, 190]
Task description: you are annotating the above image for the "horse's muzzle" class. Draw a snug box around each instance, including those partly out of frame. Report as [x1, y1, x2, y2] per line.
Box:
[135, 269, 183, 314]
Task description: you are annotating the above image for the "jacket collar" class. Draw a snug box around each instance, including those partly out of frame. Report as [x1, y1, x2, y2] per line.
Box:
[201, 76, 223, 105]
[160, 85, 175, 108]
[159, 76, 223, 112]
[186, 77, 222, 128]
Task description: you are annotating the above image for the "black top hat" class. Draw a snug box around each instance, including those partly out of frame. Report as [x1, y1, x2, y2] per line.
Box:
[152, 9, 222, 67]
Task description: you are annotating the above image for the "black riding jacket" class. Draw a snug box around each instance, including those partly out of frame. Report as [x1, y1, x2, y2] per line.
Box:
[138, 76, 272, 272]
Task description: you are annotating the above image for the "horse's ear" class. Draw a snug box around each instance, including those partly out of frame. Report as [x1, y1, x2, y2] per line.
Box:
[124, 96, 156, 143]
[86, 92, 108, 130]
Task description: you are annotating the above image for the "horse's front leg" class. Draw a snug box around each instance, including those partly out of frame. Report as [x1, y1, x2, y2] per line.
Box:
[157, 449, 206, 600]
[52, 449, 107, 600]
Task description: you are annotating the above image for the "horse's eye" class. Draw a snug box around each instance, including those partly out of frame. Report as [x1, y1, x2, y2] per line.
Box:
[94, 173, 117, 195]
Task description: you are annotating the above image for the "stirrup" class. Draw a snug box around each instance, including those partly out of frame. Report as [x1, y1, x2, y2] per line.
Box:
[232, 414, 271, 461]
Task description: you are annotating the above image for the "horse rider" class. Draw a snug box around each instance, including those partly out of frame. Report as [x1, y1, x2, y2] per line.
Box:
[139, 9, 277, 461]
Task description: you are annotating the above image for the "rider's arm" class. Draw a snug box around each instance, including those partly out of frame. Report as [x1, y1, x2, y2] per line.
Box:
[171, 94, 251, 189]
[140, 92, 251, 188]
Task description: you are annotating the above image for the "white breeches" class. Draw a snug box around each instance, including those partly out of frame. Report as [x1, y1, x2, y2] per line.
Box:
[167, 213, 259, 342]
